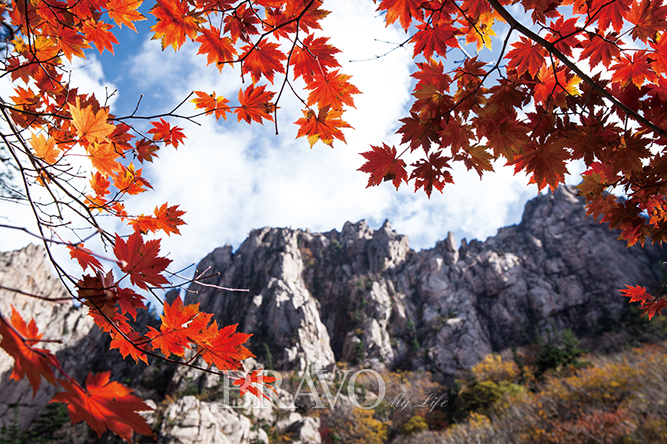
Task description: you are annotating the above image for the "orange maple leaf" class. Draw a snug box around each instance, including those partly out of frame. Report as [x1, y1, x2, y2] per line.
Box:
[113, 231, 172, 290]
[196, 26, 237, 70]
[150, 0, 203, 50]
[29, 133, 60, 164]
[153, 203, 186, 235]
[69, 98, 114, 142]
[89, 172, 111, 197]
[192, 90, 230, 121]
[52, 372, 154, 442]
[82, 19, 119, 55]
[0, 306, 60, 395]
[378, 0, 424, 31]
[53, 25, 90, 61]
[107, 0, 146, 32]
[86, 141, 122, 176]
[233, 369, 277, 400]
[145, 295, 210, 357]
[290, 35, 341, 82]
[129, 203, 186, 236]
[109, 329, 148, 364]
[113, 163, 153, 195]
[295, 106, 352, 148]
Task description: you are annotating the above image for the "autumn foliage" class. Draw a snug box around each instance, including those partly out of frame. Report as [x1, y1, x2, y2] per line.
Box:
[1, 0, 667, 440]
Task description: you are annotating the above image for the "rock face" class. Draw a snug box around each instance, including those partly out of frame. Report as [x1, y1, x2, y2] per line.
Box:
[1, 185, 666, 443]
[186, 186, 666, 382]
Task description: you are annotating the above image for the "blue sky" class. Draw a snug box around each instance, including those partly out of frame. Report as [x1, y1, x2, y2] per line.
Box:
[1, 1, 586, 287]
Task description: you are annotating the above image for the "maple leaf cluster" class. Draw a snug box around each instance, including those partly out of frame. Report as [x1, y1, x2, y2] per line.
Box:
[0, 0, 315, 440]
[166, 0, 361, 147]
[3, 0, 667, 439]
[0, 307, 153, 442]
[357, 0, 667, 254]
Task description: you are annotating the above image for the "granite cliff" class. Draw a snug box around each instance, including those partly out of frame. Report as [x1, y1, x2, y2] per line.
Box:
[186, 185, 666, 382]
[0, 185, 665, 443]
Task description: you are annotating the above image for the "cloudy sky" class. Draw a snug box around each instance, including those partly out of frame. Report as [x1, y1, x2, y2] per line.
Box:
[2, 1, 585, 286]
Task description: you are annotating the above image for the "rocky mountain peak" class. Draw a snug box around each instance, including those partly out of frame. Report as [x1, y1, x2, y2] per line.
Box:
[183, 185, 666, 382]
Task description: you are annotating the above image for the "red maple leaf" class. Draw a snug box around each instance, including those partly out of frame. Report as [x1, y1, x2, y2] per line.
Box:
[116, 287, 147, 321]
[410, 152, 453, 197]
[52, 372, 154, 442]
[639, 299, 667, 320]
[67, 243, 103, 271]
[290, 35, 341, 82]
[626, 0, 667, 43]
[235, 84, 276, 124]
[233, 369, 277, 400]
[113, 231, 172, 290]
[148, 118, 186, 148]
[546, 16, 580, 58]
[620, 285, 667, 320]
[611, 51, 658, 88]
[412, 23, 461, 59]
[194, 322, 254, 370]
[196, 26, 237, 70]
[579, 31, 623, 69]
[506, 36, 546, 77]
[358, 143, 408, 190]
[0, 306, 60, 395]
[594, 0, 631, 33]
[306, 69, 360, 111]
[241, 40, 286, 84]
[378, 0, 424, 31]
[511, 137, 569, 191]
[150, 0, 203, 50]
[223, 3, 260, 43]
[134, 139, 160, 163]
[619, 285, 651, 303]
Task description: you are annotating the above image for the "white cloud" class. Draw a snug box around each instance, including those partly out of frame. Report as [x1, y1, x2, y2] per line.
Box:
[67, 55, 119, 108]
[114, 0, 557, 281]
[0, 2, 578, 295]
